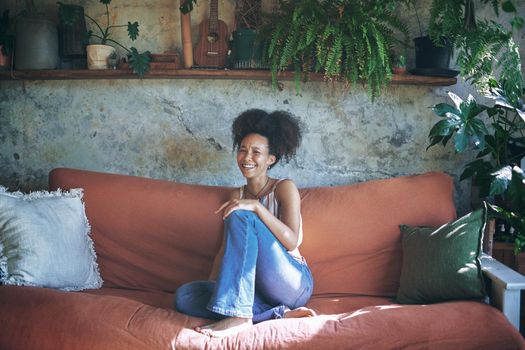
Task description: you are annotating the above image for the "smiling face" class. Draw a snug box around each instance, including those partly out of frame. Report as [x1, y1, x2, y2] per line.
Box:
[236, 133, 276, 179]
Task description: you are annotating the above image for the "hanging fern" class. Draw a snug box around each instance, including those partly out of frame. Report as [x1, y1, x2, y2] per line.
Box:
[427, 0, 523, 98]
[262, 0, 409, 100]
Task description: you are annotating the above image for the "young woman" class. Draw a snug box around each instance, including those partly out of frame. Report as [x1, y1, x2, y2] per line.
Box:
[174, 109, 315, 337]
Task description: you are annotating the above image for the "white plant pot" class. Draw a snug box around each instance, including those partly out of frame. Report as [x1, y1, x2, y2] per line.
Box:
[86, 44, 115, 70]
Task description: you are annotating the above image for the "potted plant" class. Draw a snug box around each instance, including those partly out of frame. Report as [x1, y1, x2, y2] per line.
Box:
[260, 0, 409, 100]
[0, 10, 14, 70]
[427, 79, 525, 259]
[231, 0, 265, 69]
[392, 54, 407, 75]
[58, 0, 150, 76]
[426, 0, 522, 86]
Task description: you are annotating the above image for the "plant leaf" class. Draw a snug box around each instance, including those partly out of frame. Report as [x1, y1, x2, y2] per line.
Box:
[501, 1, 516, 13]
[432, 103, 459, 117]
[127, 22, 139, 41]
[490, 165, 513, 195]
[454, 124, 468, 153]
[448, 91, 464, 110]
[129, 47, 151, 78]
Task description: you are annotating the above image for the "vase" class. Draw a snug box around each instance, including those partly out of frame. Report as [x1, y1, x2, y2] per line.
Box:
[15, 17, 59, 70]
[86, 44, 115, 70]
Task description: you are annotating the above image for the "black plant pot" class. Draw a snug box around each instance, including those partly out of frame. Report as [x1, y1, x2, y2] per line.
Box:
[58, 4, 87, 69]
[413, 35, 452, 69]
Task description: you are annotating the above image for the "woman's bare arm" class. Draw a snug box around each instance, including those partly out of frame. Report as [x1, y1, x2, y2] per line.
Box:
[218, 180, 301, 251]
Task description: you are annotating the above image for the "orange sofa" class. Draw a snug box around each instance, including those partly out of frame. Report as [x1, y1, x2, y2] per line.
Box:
[0, 167, 524, 349]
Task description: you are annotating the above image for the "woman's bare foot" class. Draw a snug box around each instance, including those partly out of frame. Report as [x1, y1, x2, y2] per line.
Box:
[195, 317, 253, 338]
[283, 306, 317, 318]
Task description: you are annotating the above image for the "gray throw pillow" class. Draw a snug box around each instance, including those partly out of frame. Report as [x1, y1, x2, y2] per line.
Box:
[0, 186, 103, 291]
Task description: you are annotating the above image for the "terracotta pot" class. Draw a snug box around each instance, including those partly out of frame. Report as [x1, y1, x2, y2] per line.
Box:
[86, 44, 115, 70]
[0, 45, 11, 70]
[392, 66, 407, 75]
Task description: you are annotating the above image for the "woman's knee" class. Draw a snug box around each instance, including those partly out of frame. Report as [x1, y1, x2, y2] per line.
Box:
[225, 209, 257, 224]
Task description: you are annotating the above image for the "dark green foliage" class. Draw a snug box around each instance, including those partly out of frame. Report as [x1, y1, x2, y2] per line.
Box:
[179, 0, 197, 14]
[58, 0, 150, 77]
[427, 84, 525, 251]
[262, 0, 408, 100]
[428, 0, 523, 97]
[129, 47, 151, 78]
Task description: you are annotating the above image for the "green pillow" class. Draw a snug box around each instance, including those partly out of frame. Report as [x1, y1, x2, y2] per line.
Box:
[397, 204, 487, 304]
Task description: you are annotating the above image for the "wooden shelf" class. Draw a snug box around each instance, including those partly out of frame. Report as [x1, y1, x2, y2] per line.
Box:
[0, 68, 457, 86]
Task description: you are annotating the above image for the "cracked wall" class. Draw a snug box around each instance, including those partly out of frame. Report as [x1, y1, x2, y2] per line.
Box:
[1, 0, 524, 216]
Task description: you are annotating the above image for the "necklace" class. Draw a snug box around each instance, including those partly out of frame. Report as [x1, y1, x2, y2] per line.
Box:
[245, 177, 270, 199]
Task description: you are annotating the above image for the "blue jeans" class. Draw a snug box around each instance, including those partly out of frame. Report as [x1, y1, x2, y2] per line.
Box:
[174, 210, 314, 323]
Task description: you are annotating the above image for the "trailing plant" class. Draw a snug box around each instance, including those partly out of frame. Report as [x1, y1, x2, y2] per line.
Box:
[427, 0, 523, 95]
[259, 0, 409, 100]
[58, 0, 150, 77]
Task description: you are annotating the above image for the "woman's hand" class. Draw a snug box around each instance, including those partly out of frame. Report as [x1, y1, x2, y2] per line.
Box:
[215, 199, 261, 219]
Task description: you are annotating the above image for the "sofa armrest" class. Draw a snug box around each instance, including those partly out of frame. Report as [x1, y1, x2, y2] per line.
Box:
[481, 253, 525, 330]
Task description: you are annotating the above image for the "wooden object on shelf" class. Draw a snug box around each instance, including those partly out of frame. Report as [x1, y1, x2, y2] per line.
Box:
[120, 53, 180, 70]
[193, 0, 228, 67]
[0, 69, 458, 86]
[180, 1, 193, 69]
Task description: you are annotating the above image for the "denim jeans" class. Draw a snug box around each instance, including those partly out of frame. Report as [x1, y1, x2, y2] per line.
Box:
[174, 210, 314, 323]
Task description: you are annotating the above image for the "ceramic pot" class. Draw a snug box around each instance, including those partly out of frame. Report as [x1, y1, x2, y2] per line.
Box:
[15, 17, 59, 70]
[392, 66, 407, 75]
[0, 45, 11, 70]
[413, 35, 452, 69]
[86, 44, 115, 69]
[231, 28, 264, 69]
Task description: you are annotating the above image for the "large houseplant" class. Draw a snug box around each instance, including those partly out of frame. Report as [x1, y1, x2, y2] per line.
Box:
[259, 0, 409, 99]
[427, 80, 525, 254]
[426, 0, 525, 254]
[58, 0, 150, 76]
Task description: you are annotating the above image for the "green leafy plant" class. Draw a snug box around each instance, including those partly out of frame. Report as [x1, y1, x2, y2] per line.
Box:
[0, 10, 14, 57]
[259, 0, 409, 100]
[427, 0, 523, 95]
[426, 0, 525, 254]
[58, 0, 150, 77]
[427, 80, 525, 252]
[394, 54, 406, 68]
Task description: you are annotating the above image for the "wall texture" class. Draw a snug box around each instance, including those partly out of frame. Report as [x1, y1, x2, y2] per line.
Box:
[1, 0, 524, 216]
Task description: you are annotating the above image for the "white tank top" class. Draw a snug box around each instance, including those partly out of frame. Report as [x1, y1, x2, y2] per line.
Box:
[240, 179, 303, 258]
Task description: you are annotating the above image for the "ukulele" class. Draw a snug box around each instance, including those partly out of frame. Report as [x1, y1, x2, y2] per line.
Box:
[193, 0, 229, 68]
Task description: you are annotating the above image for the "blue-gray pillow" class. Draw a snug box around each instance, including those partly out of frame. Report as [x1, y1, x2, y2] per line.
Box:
[0, 186, 103, 291]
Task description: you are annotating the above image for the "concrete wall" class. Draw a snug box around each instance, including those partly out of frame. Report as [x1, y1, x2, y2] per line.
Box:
[1, 0, 524, 215]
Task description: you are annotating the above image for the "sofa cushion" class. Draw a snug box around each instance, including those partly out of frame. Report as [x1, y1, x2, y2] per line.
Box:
[0, 186, 102, 291]
[299, 172, 457, 297]
[1, 285, 523, 350]
[49, 168, 231, 291]
[396, 205, 486, 304]
[49, 169, 456, 297]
